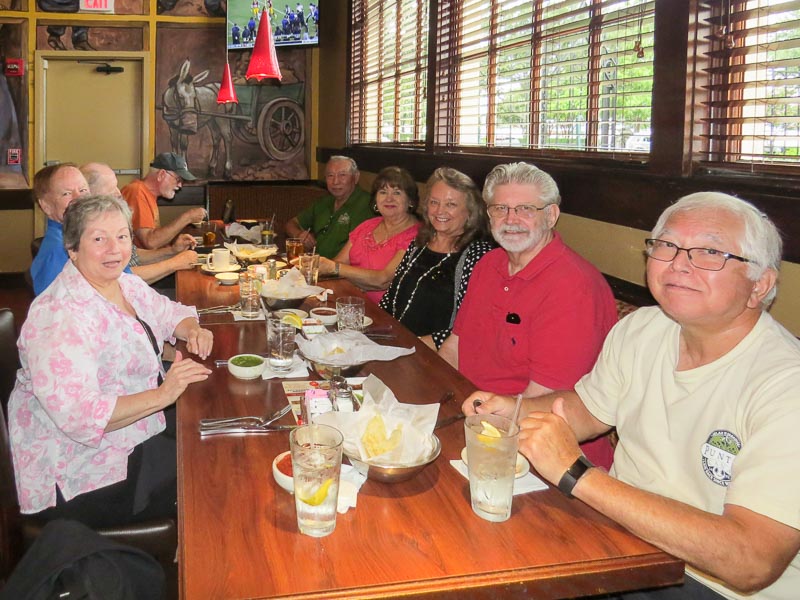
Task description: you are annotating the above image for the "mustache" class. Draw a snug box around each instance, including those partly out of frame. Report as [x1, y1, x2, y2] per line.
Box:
[497, 225, 530, 234]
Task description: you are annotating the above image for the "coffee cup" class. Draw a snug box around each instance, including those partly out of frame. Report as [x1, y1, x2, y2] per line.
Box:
[208, 248, 233, 271]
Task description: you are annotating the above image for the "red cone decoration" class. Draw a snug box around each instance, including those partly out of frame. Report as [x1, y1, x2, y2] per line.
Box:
[216, 61, 238, 104]
[246, 9, 283, 81]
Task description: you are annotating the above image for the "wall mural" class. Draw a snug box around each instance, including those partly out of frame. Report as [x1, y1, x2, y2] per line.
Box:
[35, 25, 143, 51]
[0, 23, 28, 189]
[156, 25, 307, 182]
[158, 0, 225, 18]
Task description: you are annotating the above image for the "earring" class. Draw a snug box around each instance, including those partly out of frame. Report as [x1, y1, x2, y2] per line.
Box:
[372, 202, 378, 212]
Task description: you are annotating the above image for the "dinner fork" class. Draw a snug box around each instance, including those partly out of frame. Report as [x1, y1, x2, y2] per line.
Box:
[197, 304, 239, 315]
[199, 404, 292, 429]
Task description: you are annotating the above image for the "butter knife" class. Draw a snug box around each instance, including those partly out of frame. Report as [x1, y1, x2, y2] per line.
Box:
[434, 413, 465, 430]
[199, 424, 297, 436]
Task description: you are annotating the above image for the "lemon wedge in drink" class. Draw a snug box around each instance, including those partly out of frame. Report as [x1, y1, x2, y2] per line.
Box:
[280, 313, 304, 329]
[297, 478, 334, 506]
[477, 420, 503, 445]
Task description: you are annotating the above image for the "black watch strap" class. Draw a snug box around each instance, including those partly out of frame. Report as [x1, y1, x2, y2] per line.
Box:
[557, 455, 594, 498]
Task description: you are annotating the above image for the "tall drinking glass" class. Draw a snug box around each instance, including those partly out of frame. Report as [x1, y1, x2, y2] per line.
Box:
[336, 296, 365, 331]
[267, 317, 296, 372]
[286, 238, 304, 263]
[298, 253, 320, 286]
[238, 272, 260, 318]
[464, 414, 519, 522]
[290, 424, 344, 537]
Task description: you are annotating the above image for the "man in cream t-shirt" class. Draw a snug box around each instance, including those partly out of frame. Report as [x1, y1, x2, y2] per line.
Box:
[463, 192, 800, 599]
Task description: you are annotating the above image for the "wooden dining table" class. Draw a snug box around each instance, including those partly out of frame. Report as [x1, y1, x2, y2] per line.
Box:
[175, 267, 684, 599]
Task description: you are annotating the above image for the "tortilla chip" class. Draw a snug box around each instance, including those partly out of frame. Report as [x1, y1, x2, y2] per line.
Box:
[361, 414, 403, 458]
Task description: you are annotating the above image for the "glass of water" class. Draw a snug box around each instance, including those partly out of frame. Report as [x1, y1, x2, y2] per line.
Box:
[290, 424, 343, 537]
[336, 296, 365, 331]
[267, 317, 295, 373]
[464, 414, 519, 522]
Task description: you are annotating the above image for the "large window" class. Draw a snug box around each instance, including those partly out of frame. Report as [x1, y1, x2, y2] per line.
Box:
[350, 0, 430, 145]
[702, 0, 800, 167]
[351, 0, 655, 155]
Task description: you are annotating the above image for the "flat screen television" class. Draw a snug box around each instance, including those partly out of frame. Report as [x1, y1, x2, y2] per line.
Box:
[228, 1, 319, 49]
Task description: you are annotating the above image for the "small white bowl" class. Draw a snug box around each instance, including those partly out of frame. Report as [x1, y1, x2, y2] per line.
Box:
[460, 447, 530, 479]
[227, 354, 266, 380]
[309, 307, 338, 326]
[215, 272, 239, 285]
[272, 450, 294, 493]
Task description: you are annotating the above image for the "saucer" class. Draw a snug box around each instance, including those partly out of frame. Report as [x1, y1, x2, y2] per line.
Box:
[201, 263, 240, 274]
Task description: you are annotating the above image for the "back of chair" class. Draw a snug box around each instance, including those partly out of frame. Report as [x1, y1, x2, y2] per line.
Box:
[0, 309, 21, 583]
[0, 309, 20, 419]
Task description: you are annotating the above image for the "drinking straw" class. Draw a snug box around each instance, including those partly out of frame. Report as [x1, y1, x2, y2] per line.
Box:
[510, 392, 524, 424]
[269, 213, 276, 232]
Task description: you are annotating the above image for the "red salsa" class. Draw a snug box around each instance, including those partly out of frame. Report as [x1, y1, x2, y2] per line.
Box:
[277, 453, 293, 477]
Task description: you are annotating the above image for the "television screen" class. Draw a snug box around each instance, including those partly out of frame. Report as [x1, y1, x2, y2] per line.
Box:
[228, 2, 319, 50]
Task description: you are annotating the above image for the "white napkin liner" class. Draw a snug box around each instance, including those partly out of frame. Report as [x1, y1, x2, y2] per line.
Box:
[449, 459, 549, 494]
[295, 330, 414, 367]
[260, 354, 308, 379]
[260, 267, 326, 299]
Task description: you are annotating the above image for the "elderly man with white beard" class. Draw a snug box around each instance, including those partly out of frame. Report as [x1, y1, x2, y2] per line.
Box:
[438, 162, 618, 468]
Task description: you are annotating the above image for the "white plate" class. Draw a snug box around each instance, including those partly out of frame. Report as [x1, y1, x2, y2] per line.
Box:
[460, 447, 530, 479]
[201, 263, 240, 274]
[273, 308, 309, 319]
[363, 316, 373, 327]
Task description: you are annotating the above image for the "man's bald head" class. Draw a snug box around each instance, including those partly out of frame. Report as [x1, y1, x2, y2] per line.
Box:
[80, 162, 122, 199]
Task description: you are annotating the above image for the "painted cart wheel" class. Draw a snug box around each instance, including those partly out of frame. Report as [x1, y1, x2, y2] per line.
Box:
[257, 98, 304, 161]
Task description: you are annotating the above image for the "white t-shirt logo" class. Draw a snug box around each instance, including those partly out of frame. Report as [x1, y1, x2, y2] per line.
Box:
[701, 429, 741, 487]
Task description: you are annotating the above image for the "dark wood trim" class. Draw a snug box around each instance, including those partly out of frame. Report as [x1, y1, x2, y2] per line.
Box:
[604, 274, 656, 308]
[0, 190, 33, 210]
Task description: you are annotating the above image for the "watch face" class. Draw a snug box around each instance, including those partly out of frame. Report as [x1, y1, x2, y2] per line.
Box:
[558, 456, 594, 497]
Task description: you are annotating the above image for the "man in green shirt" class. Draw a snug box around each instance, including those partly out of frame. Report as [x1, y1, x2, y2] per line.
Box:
[285, 156, 374, 258]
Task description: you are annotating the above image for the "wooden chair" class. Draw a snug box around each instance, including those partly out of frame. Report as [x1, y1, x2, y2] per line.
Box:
[0, 308, 177, 591]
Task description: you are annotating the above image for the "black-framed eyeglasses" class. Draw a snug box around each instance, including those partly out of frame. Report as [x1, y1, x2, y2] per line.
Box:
[644, 238, 751, 271]
[487, 204, 550, 219]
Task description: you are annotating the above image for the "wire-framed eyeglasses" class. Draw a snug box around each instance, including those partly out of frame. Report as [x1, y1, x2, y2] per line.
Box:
[644, 238, 751, 271]
[486, 204, 550, 219]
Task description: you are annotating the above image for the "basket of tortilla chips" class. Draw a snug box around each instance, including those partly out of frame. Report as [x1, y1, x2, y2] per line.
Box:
[314, 374, 440, 483]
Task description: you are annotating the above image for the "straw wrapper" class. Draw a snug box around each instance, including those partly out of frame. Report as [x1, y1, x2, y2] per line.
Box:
[315, 374, 438, 465]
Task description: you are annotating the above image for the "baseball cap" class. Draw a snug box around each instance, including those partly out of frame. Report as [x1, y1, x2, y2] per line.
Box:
[150, 152, 196, 181]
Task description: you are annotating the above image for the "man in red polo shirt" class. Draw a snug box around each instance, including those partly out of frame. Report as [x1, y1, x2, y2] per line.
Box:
[439, 162, 617, 468]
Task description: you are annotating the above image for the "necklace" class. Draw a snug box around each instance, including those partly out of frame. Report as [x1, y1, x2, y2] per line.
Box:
[392, 246, 453, 321]
[373, 217, 414, 246]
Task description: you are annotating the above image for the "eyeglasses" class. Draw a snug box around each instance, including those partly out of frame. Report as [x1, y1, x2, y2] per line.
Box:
[644, 238, 751, 271]
[487, 204, 550, 219]
[166, 171, 183, 186]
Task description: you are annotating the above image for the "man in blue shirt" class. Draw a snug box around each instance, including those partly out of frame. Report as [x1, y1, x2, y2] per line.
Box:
[31, 163, 136, 295]
[31, 163, 91, 295]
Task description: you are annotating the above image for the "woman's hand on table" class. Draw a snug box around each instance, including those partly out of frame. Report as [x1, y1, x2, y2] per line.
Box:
[159, 350, 212, 406]
[185, 326, 213, 359]
[318, 256, 336, 275]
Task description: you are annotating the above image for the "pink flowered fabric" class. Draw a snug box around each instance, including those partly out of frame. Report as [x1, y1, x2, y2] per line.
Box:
[8, 261, 198, 514]
[347, 217, 420, 304]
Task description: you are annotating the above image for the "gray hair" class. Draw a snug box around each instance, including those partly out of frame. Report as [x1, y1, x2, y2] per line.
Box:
[327, 155, 358, 175]
[482, 162, 561, 207]
[651, 191, 783, 306]
[63, 194, 133, 252]
[415, 167, 489, 250]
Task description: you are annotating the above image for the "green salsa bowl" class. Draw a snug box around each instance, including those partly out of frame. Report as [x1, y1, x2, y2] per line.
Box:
[227, 354, 266, 380]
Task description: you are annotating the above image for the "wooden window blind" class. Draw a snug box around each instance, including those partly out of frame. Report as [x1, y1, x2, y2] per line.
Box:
[434, 0, 654, 152]
[350, 0, 430, 145]
[702, 0, 800, 168]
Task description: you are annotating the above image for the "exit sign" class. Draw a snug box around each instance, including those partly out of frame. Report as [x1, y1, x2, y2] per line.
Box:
[80, 0, 114, 12]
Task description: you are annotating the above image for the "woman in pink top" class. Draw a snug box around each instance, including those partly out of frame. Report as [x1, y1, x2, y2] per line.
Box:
[318, 166, 420, 304]
[8, 195, 213, 529]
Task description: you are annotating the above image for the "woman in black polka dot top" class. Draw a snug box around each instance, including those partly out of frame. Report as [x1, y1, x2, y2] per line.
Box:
[379, 167, 494, 349]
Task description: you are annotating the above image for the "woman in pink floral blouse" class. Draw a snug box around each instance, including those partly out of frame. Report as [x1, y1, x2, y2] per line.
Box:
[8, 194, 213, 528]
[317, 166, 421, 304]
